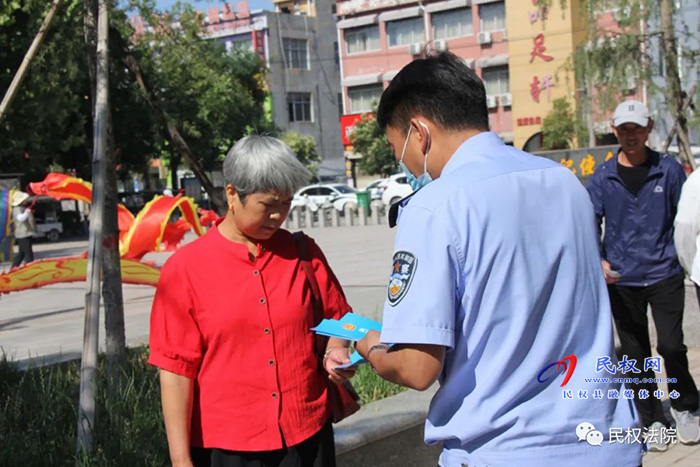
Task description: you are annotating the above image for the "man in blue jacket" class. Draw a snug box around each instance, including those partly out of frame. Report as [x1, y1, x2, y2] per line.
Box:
[587, 100, 699, 450]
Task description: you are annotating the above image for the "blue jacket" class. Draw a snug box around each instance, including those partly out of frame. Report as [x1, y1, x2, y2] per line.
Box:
[587, 149, 686, 286]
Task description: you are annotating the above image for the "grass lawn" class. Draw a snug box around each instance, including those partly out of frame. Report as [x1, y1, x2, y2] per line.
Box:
[0, 346, 405, 466]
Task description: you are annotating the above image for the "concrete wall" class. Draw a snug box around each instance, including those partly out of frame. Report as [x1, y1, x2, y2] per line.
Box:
[266, 3, 345, 177]
[334, 385, 441, 467]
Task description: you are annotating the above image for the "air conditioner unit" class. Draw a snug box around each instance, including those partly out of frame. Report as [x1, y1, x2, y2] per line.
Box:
[477, 31, 492, 45]
[486, 95, 497, 109]
[433, 39, 447, 52]
[499, 93, 513, 107]
[409, 42, 423, 56]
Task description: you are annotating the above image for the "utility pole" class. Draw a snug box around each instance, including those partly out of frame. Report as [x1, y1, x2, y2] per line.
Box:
[659, 0, 694, 168]
[77, 0, 109, 455]
[0, 0, 63, 125]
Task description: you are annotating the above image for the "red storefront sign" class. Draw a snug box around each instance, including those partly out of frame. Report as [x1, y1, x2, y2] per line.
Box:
[340, 113, 371, 146]
[253, 29, 265, 60]
[517, 117, 542, 126]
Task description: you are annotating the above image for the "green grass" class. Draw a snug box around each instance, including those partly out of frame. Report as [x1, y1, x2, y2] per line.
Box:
[0, 347, 404, 466]
[353, 362, 407, 405]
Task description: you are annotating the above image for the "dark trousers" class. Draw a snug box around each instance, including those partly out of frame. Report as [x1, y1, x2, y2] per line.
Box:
[11, 236, 34, 268]
[608, 274, 699, 428]
[191, 420, 335, 467]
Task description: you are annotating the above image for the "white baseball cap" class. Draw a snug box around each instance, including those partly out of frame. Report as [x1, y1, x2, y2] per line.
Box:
[612, 100, 650, 128]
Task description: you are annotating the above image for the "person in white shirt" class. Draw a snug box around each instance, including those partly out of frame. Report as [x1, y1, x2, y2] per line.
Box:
[675, 167, 700, 304]
[11, 191, 36, 268]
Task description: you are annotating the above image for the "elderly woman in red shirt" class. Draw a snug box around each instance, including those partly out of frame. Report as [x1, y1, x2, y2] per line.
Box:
[148, 135, 355, 467]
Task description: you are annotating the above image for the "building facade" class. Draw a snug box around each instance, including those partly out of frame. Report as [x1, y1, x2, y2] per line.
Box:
[336, 0, 698, 159]
[336, 0, 514, 153]
[176, 1, 346, 178]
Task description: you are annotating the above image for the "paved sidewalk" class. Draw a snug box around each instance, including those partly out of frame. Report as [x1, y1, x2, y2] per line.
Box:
[644, 348, 700, 466]
[0, 226, 396, 365]
[1, 226, 699, 465]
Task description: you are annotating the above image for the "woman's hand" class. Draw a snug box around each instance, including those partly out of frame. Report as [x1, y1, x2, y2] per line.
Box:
[323, 346, 356, 384]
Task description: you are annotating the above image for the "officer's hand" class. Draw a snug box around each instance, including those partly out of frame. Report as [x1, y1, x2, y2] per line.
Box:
[602, 260, 619, 285]
[323, 347, 356, 384]
[355, 330, 381, 361]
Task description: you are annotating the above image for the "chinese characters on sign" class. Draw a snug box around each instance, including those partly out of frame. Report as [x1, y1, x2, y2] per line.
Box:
[530, 74, 556, 103]
[517, 117, 542, 126]
[559, 154, 596, 177]
[529, 8, 548, 24]
[530, 34, 554, 63]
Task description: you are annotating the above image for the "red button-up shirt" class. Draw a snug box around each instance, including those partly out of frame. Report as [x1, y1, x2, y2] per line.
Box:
[148, 223, 350, 451]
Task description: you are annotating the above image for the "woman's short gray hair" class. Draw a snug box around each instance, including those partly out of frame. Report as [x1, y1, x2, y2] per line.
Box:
[223, 135, 312, 202]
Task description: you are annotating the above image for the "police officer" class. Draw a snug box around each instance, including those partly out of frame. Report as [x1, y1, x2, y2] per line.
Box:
[355, 52, 642, 467]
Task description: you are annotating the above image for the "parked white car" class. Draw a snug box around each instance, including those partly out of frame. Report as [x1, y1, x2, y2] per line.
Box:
[366, 178, 388, 200]
[381, 173, 413, 206]
[292, 184, 358, 212]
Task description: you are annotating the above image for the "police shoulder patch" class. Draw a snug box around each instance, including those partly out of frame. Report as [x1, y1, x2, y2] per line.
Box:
[387, 250, 418, 306]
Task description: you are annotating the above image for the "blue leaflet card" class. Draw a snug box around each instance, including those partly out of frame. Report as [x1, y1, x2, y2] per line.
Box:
[339, 313, 382, 332]
[311, 319, 369, 341]
[335, 350, 366, 369]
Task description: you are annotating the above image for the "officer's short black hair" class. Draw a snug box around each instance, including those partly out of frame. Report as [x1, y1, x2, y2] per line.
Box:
[377, 52, 489, 133]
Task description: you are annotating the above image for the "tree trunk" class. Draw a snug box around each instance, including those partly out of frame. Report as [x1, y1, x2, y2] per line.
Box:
[84, 0, 126, 392]
[660, 0, 695, 169]
[0, 0, 63, 124]
[103, 137, 127, 388]
[170, 153, 181, 191]
[122, 52, 227, 214]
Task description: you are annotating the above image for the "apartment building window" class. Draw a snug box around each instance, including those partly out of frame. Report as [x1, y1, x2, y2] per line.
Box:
[338, 94, 344, 118]
[348, 84, 383, 113]
[432, 8, 473, 40]
[288, 93, 312, 122]
[482, 66, 510, 95]
[283, 38, 309, 69]
[479, 1, 506, 32]
[345, 25, 380, 54]
[387, 17, 424, 47]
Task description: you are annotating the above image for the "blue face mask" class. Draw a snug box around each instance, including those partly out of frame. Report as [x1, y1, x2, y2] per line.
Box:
[399, 123, 433, 192]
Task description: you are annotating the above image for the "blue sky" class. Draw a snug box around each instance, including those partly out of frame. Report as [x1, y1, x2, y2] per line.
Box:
[155, 0, 273, 13]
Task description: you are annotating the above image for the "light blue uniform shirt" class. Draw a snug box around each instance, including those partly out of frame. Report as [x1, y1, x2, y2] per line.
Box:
[381, 132, 642, 467]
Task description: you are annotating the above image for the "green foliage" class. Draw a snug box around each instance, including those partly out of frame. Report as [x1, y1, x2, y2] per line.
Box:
[0, 0, 88, 182]
[542, 98, 577, 150]
[130, 1, 270, 172]
[350, 110, 397, 177]
[572, 0, 699, 115]
[0, 0, 269, 187]
[281, 131, 321, 176]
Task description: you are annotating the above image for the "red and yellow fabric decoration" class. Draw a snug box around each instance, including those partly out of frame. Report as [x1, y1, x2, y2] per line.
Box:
[0, 255, 161, 294]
